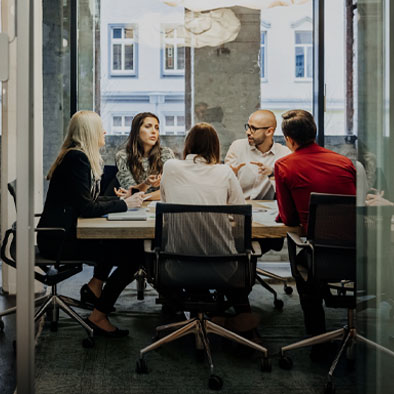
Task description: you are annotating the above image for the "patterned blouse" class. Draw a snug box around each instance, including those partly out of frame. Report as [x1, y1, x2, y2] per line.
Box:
[115, 146, 175, 192]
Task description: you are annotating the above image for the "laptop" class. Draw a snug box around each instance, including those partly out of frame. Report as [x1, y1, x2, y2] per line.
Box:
[107, 208, 148, 221]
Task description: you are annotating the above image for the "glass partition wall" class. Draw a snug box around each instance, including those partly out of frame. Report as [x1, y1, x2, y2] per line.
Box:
[33, 0, 393, 392]
[356, 1, 394, 393]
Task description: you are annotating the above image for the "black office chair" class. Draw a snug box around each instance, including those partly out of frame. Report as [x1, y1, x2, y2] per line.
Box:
[278, 193, 358, 393]
[0, 182, 94, 346]
[136, 203, 271, 390]
[255, 239, 293, 310]
[100, 164, 120, 196]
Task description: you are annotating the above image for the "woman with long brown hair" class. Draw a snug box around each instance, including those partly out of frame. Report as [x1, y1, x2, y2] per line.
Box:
[115, 112, 175, 200]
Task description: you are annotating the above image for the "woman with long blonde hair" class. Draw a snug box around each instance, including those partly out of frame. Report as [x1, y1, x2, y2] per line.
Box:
[38, 110, 144, 337]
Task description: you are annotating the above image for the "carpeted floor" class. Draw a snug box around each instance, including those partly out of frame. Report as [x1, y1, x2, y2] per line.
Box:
[32, 266, 360, 394]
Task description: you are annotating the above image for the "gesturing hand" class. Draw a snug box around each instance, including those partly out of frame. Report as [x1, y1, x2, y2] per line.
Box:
[229, 162, 246, 176]
[114, 186, 131, 198]
[250, 161, 273, 176]
[124, 192, 145, 209]
[144, 174, 162, 188]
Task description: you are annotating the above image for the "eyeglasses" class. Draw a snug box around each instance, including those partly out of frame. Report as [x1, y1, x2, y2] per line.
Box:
[244, 123, 271, 133]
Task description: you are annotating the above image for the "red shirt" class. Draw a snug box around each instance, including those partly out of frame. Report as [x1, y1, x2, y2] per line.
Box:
[274, 143, 356, 232]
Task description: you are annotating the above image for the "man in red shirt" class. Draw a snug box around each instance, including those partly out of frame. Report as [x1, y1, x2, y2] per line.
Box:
[274, 110, 356, 351]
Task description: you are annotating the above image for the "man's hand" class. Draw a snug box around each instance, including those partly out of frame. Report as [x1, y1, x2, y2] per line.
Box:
[365, 190, 394, 206]
[250, 161, 273, 176]
[229, 162, 246, 176]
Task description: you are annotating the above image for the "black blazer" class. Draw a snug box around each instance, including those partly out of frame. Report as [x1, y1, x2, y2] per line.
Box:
[38, 150, 127, 243]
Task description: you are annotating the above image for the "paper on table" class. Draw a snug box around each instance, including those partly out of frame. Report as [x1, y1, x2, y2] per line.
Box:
[252, 201, 282, 226]
[256, 201, 278, 210]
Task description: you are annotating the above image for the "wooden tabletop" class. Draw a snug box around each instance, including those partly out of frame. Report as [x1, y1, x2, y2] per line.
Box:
[77, 200, 301, 240]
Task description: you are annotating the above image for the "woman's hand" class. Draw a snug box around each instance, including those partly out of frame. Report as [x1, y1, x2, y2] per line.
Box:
[144, 174, 162, 188]
[124, 192, 145, 209]
[114, 186, 131, 198]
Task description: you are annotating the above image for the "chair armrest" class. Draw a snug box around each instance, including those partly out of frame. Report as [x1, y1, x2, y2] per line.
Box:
[251, 241, 262, 257]
[287, 232, 311, 248]
[144, 239, 154, 253]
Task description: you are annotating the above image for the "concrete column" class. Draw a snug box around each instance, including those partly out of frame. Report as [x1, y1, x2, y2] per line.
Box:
[78, 0, 95, 110]
[193, 7, 261, 159]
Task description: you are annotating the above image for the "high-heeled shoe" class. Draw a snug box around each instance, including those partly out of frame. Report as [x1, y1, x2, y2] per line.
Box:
[80, 284, 116, 312]
[85, 318, 129, 338]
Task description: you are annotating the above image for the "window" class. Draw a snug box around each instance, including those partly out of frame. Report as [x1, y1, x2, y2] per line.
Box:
[111, 114, 134, 135]
[295, 30, 312, 79]
[260, 31, 267, 80]
[162, 114, 185, 135]
[110, 25, 137, 76]
[161, 25, 185, 76]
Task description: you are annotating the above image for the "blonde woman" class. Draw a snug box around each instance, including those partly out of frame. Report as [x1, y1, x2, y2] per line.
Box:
[38, 110, 144, 337]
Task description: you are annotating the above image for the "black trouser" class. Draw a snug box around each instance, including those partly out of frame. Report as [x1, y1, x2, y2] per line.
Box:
[258, 238, 284, 255]
[293, 250, 329, 336]
[37, 237, 144, 314]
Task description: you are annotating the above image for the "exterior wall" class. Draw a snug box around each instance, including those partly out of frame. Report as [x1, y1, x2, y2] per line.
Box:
[100, 0, 185, 136]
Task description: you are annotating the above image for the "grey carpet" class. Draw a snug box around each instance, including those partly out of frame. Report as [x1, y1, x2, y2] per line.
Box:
[33, 266, 358, 394]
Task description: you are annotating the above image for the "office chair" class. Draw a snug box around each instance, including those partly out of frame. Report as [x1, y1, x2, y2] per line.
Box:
[277, 193, 374, 394]
[100, 164, 120, 196]
[255, 250, 293, 310]
[136, 203, 271, 390]
[0, 182, 94, 346]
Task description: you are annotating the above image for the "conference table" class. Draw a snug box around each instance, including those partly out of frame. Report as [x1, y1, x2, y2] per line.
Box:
[77, 200, 302, 240]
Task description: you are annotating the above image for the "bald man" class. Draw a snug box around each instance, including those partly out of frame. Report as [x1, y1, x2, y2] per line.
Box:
[225, 110, 291, 200]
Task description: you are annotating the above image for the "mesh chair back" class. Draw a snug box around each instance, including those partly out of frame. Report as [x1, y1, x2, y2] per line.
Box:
[307, 193, 356, 281]
[154, 203, 253, 289]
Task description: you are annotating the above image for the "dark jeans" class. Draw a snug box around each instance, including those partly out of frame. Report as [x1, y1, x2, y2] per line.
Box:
[293, 249, 329, 336]
[37, 237, 144, 314]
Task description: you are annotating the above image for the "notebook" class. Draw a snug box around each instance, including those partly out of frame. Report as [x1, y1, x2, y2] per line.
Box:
[107, 208, 148, 221]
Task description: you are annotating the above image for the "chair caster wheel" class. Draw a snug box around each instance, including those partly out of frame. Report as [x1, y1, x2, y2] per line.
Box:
[82, 337, 95, 348]
[274, 299, 284, 310]
[260, 357, 272, 372]
[0, 318, 4, 331]
[279, 355, 293, 370]
[50, 321, 58, 332]
[136, 358, 148, 374]
[284, 285, 293, 295]
[208, 374, 223, 390]
[324, 382, 336, 394]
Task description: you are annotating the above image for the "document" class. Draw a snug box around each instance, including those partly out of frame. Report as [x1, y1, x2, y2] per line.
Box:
[107, 208, 148, 221]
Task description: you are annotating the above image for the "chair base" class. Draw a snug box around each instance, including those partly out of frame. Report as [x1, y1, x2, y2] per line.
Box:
[137, 312, 270, 382]
[0, 286, 93, 340]
[256, 267, 293, 310]
[279, 309, 394, 393]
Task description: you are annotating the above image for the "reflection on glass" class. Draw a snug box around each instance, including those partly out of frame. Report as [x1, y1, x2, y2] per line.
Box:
[124, 45, 134, 70]
[260, 3, 313, 135]
[112, 44, 121, 70]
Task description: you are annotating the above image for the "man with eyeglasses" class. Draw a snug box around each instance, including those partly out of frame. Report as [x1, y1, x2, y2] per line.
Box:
[225, 109, 290, 200]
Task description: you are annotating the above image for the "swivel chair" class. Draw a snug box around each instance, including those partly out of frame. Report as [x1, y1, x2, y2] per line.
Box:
[136, 203, 271, 390]
[0, 182, 94, 346]
[278, 193, 359, 393]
